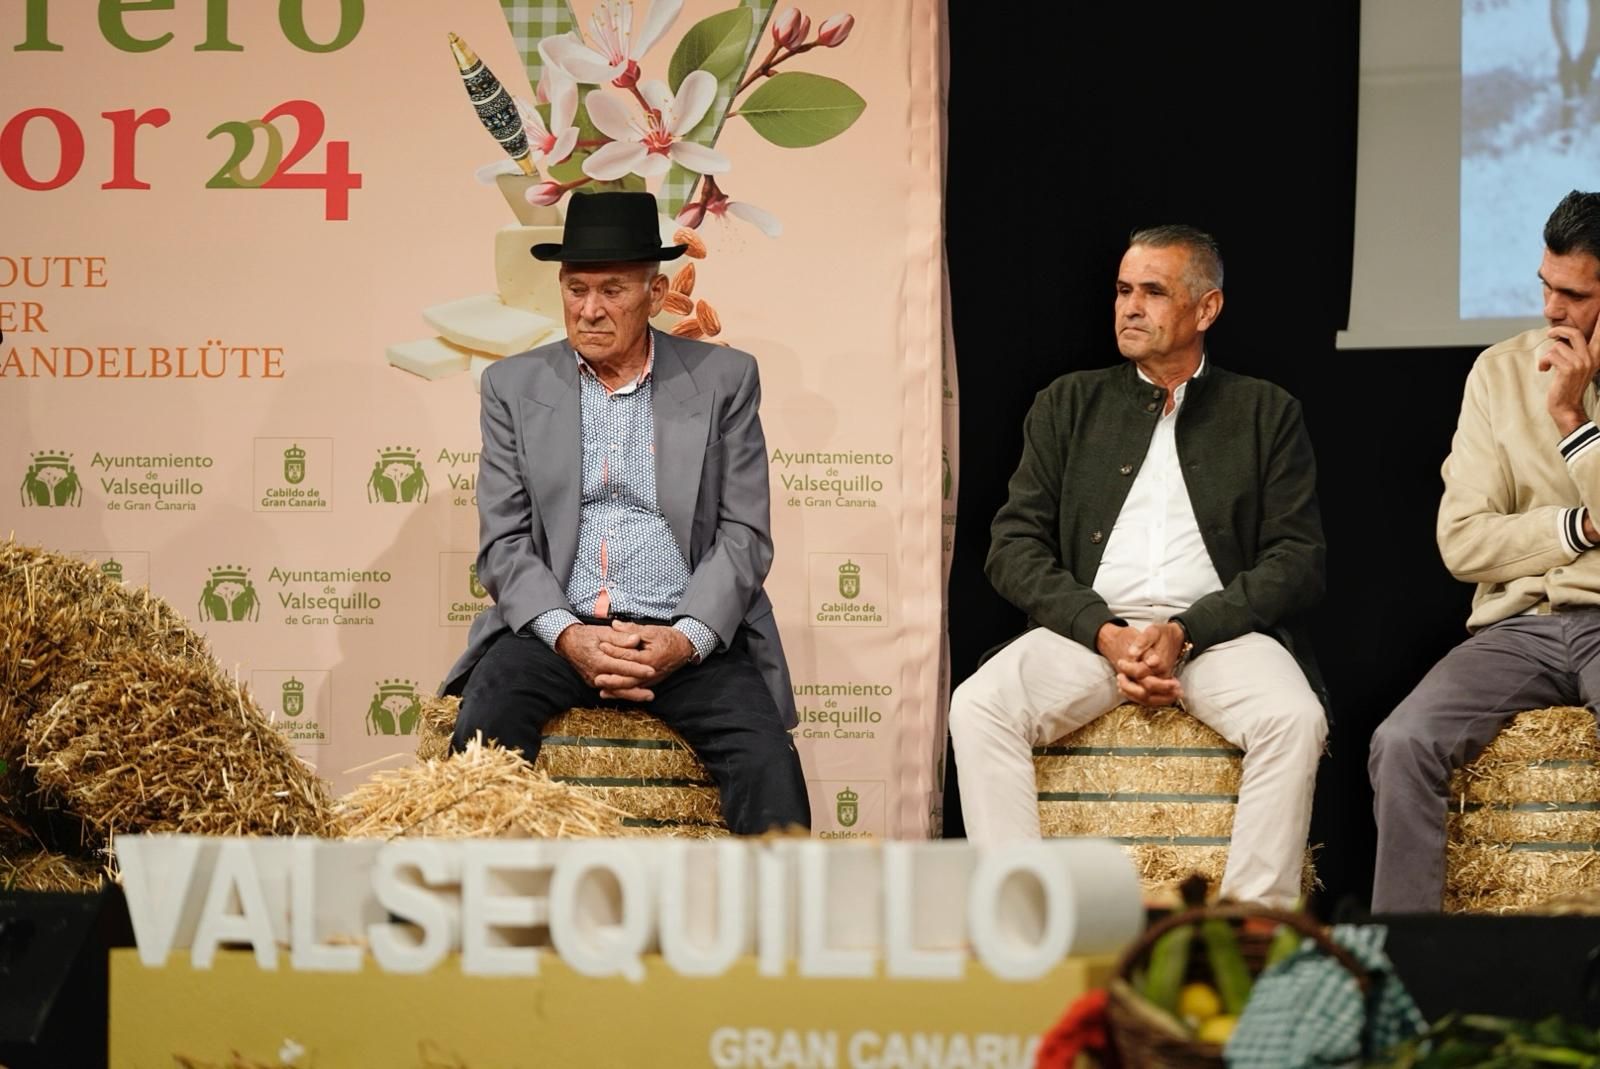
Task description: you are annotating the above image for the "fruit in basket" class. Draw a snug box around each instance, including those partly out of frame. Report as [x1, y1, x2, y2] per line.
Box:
[1141, 922, 1195, 1014]
[1196, 1014, 1239, 1045]
[1200, 917, 1253, 1015]
[1177, 981, 1222, 1024]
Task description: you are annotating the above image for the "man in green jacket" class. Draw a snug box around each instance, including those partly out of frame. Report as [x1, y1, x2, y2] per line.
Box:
[949, 225, 1327, 906]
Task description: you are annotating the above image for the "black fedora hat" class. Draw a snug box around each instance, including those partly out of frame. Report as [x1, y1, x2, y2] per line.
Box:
[530, 191, 687, 263]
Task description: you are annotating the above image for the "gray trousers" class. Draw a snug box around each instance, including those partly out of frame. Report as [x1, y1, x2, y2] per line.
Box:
[1369, 611, 1600, 912]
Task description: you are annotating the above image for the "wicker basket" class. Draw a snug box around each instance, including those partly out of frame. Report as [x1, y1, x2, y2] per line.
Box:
[1105, 904, 1370, 1069]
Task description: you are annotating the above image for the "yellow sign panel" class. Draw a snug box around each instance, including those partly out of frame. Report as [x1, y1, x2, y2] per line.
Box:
[110, 950, 1113, 1068]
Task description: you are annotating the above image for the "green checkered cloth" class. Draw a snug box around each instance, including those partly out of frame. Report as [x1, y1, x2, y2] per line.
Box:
[659, 0, 776, 214]
[498, 0, 578, 95]
[1224, 924, 1426, 1069]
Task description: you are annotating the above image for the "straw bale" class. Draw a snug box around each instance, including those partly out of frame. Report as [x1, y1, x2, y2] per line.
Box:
[0, 539, 208, 816]
[540, 741, 709, 782]
[573, 784, 723, 825]
[1449, 806, 1600, 844]
[1444, 841, 1600, 913]
[412, 697, 725, 832]
[1040, 800, 1236, 840]
[1452, 706, 1600, 769]
[415, 695, 460, 762]
[1454, 762, 1600, 805]
[339, 737, 627, 839]
[0, 842, 106, 893]
[1035, 754, 1241, 796]
[1043, 703, 1238, 752]
[23, 651, 337, 841]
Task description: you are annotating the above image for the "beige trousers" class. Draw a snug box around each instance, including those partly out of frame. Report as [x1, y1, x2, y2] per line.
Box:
[949, 616, 1325, 905]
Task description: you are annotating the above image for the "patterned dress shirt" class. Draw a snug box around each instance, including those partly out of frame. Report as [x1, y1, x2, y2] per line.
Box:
[530, 333, 719, 660]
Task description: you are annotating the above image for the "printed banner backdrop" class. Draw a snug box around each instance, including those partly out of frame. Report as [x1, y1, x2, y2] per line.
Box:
[0, 0, 949, 835]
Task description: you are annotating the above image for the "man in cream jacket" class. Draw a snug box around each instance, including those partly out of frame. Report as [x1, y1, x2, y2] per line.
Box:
[1370, 190, 1600, 911]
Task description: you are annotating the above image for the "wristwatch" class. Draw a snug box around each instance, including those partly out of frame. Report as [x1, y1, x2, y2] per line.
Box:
[1172, 618, 1195, 667]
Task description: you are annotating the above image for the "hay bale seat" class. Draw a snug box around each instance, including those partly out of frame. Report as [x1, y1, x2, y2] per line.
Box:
[1034, 703, 1314, 901]
[1446, 706, 1600, 913]
[418, 697, 727, 836]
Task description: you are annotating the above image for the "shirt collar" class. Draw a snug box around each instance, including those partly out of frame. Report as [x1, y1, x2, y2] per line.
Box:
[576, 330, 655, 395]
[1135, 355, 1205, 413]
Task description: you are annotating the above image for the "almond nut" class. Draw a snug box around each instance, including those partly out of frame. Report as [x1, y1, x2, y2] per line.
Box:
[671, 262, 696, 296]
[662, 291, 695, 316]
[669, 317, 705, 339]
[674, 227, 708, 259]
[696, 299, 722, 336]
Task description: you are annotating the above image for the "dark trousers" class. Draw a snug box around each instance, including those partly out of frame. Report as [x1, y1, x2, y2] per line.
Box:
[452, 627, 811, 835]
[1369, 611, 1600, 911]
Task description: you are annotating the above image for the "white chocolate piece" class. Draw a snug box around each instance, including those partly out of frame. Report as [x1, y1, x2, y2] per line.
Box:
[423, 294, 556, 357]
[495, 224, 566, 318]
[386, 336, 473, 380]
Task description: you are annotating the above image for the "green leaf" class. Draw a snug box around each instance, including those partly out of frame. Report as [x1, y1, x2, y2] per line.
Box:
[667, 8, 753, 94]
[739, 72, 866, 148]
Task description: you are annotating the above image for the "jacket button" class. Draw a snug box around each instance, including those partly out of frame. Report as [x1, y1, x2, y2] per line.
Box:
[1144, 402, 1158, 412]
[1119, 464, 1133, 476]
[1090, 530, 1104, 544]
[1151, 388, 1162, 398]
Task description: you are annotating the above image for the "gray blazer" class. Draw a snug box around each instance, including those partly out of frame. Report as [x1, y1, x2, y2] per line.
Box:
[441, 329, 798, 727]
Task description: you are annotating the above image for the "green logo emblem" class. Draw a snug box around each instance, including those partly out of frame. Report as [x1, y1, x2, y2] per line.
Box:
[367, 679, 421, 736]
[835, 786, 859, 828]
[20, 451, 81, 508]
[942, 446, 952, 501]
[283, 443, 306, 485]
[282, 677, 305, 717]
[367, 446, 429, 504]
[468, 562, 488, 599]
[199, 565, 259, 622]
[838, 560, 861, 600]
[100, 558, 124, 584]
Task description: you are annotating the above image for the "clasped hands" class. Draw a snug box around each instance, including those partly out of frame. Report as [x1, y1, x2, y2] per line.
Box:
[1096, 620, 1187, 707]
[555, 620, 695, 702]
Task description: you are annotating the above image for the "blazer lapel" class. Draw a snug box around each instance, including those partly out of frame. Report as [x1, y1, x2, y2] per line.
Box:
[518, 346, 582, 582]
[651, 332, 710, 561]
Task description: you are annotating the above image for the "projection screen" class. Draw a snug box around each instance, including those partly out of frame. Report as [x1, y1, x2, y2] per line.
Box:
[1341, 0, 1600, 348]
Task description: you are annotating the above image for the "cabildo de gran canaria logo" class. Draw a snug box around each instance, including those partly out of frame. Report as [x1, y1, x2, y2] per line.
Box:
[837, 560, 860, 600]
[20, 450, 81, 507]
[281, 677, 305, 717]
[198, 565, 259, 622]
[367, 679, 421, 736]
[836, 786, 859, 828]
[283, 443, 306, 485]
[367, 446, 428, 504]
[100, 558, 123, 584]
[468, 562, 488, 600]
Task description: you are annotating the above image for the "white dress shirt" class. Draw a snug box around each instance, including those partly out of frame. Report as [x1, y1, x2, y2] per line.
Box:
[1091, 361, 1224, 615]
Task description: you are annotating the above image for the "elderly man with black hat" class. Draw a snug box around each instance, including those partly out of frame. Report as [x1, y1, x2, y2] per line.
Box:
[442, 191, 810, 834]
[949, 224, 1327, 905]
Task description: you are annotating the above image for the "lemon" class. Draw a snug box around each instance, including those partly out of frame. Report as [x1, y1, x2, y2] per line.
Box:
[1196, 1014, 1239, 1045]
[1177, 982, 1222, 1023]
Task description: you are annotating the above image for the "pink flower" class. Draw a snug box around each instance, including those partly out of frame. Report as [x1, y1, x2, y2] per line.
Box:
[772, 7, 810, 49]
[542, 0, 682, 88]
[705, 189, 781, 237]
[525, 181, 564, 206]
[817, 13, 854, 47]
[676, 200, 707, 228]
[582, 71, 731, 181]
[517, 63, 579, 165]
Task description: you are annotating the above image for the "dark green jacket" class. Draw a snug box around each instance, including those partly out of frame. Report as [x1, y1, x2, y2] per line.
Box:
[985, 359, 1327, 707]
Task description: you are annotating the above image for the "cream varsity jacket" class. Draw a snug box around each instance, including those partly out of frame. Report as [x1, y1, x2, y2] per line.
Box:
[1439, 326, 1600, 629]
